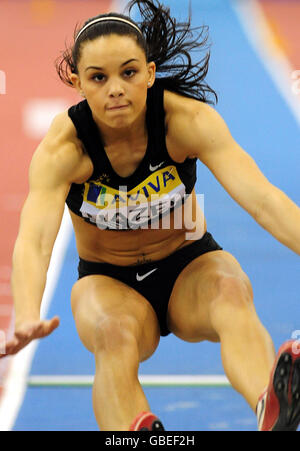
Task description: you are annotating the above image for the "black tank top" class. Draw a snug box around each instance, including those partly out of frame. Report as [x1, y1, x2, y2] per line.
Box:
[66, 81, 197, 231]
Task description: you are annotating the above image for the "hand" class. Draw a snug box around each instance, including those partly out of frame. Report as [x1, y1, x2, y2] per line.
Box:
[0, 316, 60, 358]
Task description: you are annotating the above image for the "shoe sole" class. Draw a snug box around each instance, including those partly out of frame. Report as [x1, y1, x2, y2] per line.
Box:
[140, 420, 165, 431]
[272, 350, 300, 431]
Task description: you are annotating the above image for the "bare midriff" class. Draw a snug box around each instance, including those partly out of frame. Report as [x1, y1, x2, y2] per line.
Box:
[69, 189, 207, 266]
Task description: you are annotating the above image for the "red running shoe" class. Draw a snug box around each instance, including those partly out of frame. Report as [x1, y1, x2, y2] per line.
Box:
[257, 340, 300, 431]
[129, 412, 165, 431]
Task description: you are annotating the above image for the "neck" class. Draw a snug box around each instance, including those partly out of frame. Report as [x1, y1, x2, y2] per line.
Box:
[93, 105, 147, 147]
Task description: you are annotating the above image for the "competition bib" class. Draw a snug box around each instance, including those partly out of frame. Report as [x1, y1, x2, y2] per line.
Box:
[80, 166, 186, 230]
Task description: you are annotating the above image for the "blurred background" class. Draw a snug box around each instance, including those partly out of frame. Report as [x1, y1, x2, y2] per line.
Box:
[0, 0, 299, 431]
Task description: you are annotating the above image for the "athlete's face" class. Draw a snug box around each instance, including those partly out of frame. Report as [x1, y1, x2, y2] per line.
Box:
[71, 34, 156, 130]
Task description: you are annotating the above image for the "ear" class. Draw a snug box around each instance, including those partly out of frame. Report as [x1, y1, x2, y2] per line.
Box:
[70, 73, 85, 97]
[147, 61, 156, 89]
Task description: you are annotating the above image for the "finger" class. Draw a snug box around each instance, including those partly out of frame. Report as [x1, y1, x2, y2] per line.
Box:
[33, 316, 60, 338]
[49, 316, 60, 329]
[15, 330, 32, 341]
[14, 322, 42, 340]
[0, 337, 20, 358]
[43, 316, 60, 335]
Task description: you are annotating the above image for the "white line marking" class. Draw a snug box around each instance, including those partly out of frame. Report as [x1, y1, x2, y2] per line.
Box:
[231, 0, 300, 127]
[0, 206, 72, 431]
[165, 401, 199, 412]
[26, 374, 231, 388]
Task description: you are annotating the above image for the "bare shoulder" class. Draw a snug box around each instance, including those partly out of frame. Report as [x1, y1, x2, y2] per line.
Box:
[40, 110, 82, 159]
[164, 89, 224, 131]
[32, 111, 93, 184]
[163, 90, 227, 160]
[164, 89, 205, 115]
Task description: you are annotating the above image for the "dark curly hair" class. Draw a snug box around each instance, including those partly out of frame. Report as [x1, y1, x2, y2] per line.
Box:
[56, 0, 217, 104]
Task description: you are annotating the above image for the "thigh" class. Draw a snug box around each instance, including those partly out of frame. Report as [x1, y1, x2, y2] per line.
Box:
[71, 274, 160, 362]
[167, 250, 253, 342]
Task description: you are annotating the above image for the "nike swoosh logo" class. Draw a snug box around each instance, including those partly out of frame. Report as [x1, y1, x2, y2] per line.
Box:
[149, 162, 165, 172]
[136, 268, 158, 282]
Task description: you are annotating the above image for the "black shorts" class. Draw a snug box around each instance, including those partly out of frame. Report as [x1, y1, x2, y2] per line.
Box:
[78, 232, 223, 336]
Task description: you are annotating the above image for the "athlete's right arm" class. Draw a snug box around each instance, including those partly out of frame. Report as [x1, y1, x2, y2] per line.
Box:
[2, 112, 87, 357]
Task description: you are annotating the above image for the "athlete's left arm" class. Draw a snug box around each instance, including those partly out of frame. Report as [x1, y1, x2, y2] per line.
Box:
[166, 96, 300, 255]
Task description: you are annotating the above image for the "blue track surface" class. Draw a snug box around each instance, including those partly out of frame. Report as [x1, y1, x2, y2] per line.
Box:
[13, 0, 300, 431]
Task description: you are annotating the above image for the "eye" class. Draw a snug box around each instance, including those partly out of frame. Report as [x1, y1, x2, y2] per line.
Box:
[92, 73, 106, 83]
[124, 69, 137, 78]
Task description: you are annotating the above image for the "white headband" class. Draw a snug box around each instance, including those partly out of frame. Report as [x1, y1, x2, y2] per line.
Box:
[75, 17, 143, 42]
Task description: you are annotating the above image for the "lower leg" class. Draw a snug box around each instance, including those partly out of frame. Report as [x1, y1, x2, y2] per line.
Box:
[221, 315, 275, 411]
[211, 301, 276, 411]
[93, 346, 150, 431]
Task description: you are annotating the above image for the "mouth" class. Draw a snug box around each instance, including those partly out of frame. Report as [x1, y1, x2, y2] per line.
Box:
[107, 104, 130, 111]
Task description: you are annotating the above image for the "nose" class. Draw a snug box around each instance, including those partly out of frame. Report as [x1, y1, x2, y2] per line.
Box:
[108, 79, 125, 98]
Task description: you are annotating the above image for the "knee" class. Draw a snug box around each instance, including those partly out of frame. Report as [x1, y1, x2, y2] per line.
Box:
[210, 272, 254, 318]
[93, 314, 140, 355]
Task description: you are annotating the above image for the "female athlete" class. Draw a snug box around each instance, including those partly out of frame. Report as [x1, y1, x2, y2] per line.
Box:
[3, 0, 300, 431]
